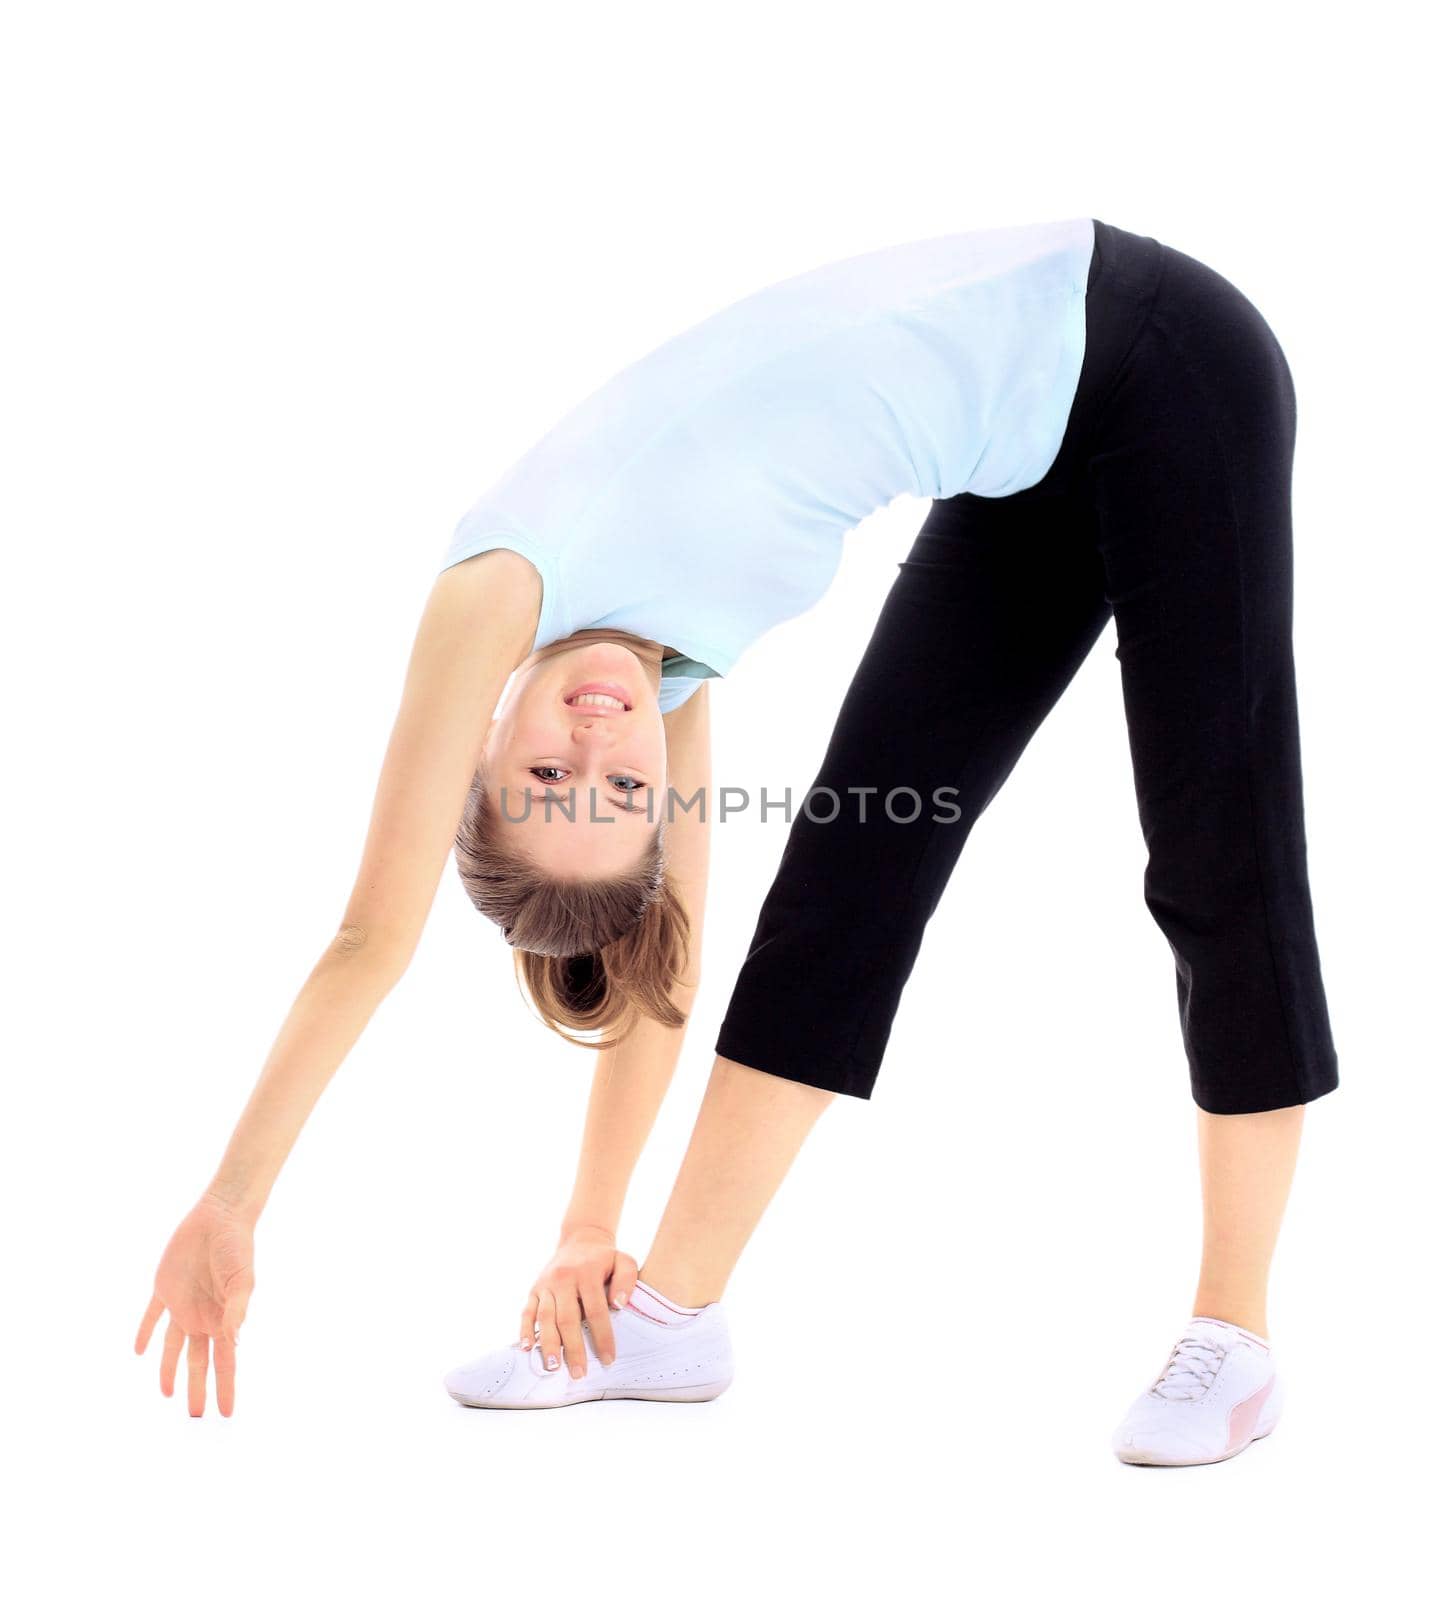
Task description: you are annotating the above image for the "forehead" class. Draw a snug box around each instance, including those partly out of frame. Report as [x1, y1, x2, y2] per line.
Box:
[505, 811, 659, 880]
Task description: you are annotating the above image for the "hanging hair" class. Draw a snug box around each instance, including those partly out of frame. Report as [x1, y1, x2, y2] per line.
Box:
[453, 767, 692, 1047]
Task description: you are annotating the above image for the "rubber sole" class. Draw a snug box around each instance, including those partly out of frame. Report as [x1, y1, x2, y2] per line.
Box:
[1115, 1419, 1278, 1468]
[449, 1376, 733, 1410]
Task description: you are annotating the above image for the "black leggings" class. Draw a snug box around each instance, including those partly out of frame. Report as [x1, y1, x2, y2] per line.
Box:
[713, 219, 1340, 1115]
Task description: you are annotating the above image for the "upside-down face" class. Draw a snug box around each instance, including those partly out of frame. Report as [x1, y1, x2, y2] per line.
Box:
[480, 632, 670, 879]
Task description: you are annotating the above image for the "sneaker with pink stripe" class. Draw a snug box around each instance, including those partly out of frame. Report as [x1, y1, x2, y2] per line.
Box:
[444, 1281, 734, 1410]
[1112, 1315, 1284, 1466]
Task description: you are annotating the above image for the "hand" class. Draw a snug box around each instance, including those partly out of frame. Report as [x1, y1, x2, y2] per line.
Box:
[134, 1191, 256, 1417]
[520, 1225, 638, 1379]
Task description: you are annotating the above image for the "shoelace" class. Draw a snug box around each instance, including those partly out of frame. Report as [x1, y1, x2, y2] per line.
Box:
[1151, 1334, 1231, 1400]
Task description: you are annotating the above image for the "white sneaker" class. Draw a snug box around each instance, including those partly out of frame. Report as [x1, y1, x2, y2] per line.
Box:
[1112, 1315, 1284, 1466]
[444, 1290, 734, 1409]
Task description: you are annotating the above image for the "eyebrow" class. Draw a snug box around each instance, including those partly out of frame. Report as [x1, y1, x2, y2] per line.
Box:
[525, 787, 651, 816]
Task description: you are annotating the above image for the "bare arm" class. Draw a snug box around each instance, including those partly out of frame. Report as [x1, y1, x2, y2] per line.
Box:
[206, 549, 543, 1224]
[518, 680, 713, 1374]
[559, 678, 713, 1241]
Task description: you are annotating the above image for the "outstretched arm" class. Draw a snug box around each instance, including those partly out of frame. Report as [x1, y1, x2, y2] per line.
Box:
[521, 679, 712, 1377]
[206, 549, 542, 1220]
[136, 548, 541, 1414]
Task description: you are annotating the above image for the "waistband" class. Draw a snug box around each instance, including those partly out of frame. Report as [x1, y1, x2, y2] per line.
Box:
[1087, 220, 1163, 377]
[1053, 218, 1167, 465]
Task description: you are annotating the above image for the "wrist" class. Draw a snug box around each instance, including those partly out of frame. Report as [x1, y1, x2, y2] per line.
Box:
[558, 1218, 617, 1246]
[205, 1176, 265, 1228]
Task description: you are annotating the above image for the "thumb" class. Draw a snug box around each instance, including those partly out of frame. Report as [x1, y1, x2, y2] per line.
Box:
[221, 1289, 251, 1343]
[608, 1253, 639, 1311]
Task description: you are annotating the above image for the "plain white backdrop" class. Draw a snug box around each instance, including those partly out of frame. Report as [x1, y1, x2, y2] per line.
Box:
[4, 2, 1447, 1594]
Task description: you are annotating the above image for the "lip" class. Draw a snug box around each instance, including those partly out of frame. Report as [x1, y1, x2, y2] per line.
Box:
[563, 679, 634, 713]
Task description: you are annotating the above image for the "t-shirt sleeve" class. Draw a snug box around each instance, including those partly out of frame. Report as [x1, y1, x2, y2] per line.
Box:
[658, 674, 708, 714]
[436, 514, 561, 656]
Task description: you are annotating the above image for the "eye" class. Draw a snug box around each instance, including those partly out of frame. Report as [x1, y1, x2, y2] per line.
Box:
[529, 766, 570, 785]
[609, 775, 646, 793]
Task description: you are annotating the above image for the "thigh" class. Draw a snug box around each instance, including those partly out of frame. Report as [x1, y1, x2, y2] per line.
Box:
[1089, 244, 1339, 1110]
[714, 481, 1112, 1098]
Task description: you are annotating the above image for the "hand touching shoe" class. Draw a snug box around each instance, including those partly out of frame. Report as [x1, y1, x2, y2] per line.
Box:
[519, 1224, 639, 1378]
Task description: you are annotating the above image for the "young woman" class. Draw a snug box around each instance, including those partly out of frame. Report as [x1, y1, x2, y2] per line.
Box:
[136, 218, 1339, 1466]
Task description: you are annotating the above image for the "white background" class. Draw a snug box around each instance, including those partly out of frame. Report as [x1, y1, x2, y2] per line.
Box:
[4, 2, 1447, 1595]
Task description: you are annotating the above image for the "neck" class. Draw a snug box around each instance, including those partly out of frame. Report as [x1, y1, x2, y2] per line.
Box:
[530, 628, 673, 670]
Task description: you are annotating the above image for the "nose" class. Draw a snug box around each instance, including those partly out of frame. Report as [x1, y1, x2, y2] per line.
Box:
[571, 717, 616, 744]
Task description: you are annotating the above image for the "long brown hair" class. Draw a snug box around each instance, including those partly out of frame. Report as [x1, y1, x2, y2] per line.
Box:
[453, 767, 693, 1047]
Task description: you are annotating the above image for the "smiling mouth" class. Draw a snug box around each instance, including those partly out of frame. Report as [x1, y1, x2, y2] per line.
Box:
[563, 680, 633, 712]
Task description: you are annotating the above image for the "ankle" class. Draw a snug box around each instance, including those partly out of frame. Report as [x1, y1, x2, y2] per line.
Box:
[1191, 1298, 1269, 1341]
[637, 1260, 722, 1309]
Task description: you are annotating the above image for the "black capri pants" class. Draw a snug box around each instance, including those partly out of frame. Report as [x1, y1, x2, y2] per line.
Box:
[713, 219, 1340, 1115]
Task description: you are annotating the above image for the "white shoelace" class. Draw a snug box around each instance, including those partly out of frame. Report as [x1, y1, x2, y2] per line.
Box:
[1151, 1334, 1231, 1400]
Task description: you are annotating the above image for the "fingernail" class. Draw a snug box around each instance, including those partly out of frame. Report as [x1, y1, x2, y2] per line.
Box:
[545, 1355, 558, 1370]
[520, 1338, 532, 1349]
[570, 1365, 583, 1378]
[611, 1297, 624, 1309]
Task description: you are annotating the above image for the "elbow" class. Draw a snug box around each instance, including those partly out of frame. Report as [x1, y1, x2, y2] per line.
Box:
[327, 922, 414, 976]
[331, 924, 372, 956]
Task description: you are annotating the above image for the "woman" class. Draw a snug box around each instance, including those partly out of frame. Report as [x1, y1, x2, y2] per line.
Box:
[136, 218, 1339, 1466]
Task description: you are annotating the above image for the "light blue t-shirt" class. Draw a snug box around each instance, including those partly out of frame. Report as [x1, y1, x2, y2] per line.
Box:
[439, 216, 1096, 712]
